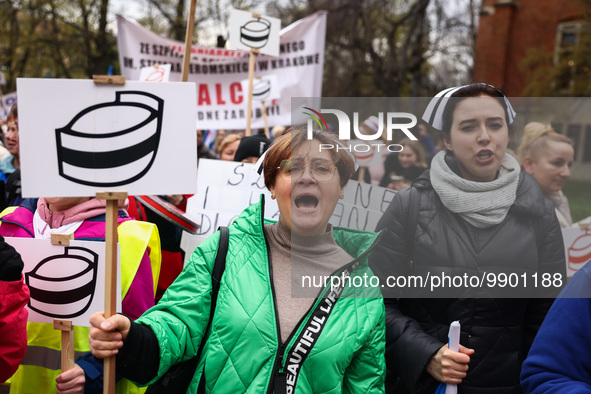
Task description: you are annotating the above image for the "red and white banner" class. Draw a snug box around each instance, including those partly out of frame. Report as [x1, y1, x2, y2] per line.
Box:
[117, 12, 326, 130]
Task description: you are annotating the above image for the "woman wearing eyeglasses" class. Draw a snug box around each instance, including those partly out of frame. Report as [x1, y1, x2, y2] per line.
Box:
[87, 127, 386, 393]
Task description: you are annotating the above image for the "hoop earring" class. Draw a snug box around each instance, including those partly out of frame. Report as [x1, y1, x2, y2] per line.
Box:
[340, 192, 344, 199]
[271, 192, 276, 200]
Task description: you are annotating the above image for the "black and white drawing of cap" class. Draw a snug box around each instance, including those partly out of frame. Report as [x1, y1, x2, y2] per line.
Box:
[241, 74, 280, 102]
[55, 91, 164, 187]
[26, 247, 99, 319]
[240, 17, 272, 49]
[252, 78, 271, 101]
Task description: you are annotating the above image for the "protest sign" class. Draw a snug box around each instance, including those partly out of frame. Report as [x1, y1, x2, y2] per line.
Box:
[350, 139, 384, 167]
[181, 158, 278, 257]
[331, 180, 396, 231]
[563, 227, 591, 277]
[4, 237, 120, 327]
[186, 161, 395, 236]
[228, 9, 281, 57]
[241, 74, 281, 102]
[116, 11, 326, 130]
[139, 64, 172, 82]
[17, 78, 197, 197]
[186, 158, 279, 236]
[228, 9, 281, 135]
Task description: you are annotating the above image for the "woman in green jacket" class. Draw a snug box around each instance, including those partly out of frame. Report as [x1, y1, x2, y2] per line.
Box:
[88, 127, 386, 393]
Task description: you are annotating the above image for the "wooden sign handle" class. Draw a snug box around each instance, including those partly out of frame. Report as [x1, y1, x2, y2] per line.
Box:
[96, 191, 127, 394]
[53, 319, 75, 371]
[261, 100, 269, 138]
[50, 233, 74, 246]
[181, 0, 198, 82]
[357, 166, 367, 182]
[92, 75, 126, 85]
[245, 48, 260, 136]
[50, 236, 75, 371]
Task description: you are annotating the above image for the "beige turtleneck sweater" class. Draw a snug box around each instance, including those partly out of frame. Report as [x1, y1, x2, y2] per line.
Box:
[263, 220, 353, 343]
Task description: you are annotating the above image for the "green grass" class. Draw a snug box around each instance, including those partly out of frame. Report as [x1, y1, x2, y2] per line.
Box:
[563, 181, 591, 222]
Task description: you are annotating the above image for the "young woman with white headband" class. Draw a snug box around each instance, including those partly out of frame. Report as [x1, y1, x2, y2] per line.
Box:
[370, 83, 565, 394]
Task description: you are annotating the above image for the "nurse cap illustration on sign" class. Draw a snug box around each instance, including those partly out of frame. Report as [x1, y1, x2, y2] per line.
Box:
[55, 90, 164, 187]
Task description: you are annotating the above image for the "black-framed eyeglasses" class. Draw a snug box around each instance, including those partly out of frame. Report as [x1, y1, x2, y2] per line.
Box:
[278, 159, 337, 182]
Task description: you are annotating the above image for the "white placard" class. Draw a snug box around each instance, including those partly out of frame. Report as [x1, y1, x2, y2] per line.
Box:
[17, 78, 198, 198]
[181, 158, 277, 258]
[241, 74, 281, 102]
[562, 227, 591, 277]
[186, 158, 279, 236]
[139, 64, 172, 82]
[5, 238, 120, 327]
[116, 12, 326, 130]
[330, 180, 396, 231]
[228, 9, 281, 57]
[181, 159, 396, 257]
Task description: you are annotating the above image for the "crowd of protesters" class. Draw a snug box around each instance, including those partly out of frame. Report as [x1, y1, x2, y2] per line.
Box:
[0, 82, 588, 394]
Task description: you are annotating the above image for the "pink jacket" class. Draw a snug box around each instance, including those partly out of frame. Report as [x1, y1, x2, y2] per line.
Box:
[0, 275, 29, 382]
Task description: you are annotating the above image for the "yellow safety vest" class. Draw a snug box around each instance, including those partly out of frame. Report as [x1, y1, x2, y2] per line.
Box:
[2, 218, 161, 394]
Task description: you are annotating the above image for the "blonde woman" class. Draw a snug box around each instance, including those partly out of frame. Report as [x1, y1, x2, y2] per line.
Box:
[380, 137, 428, 190]
[217, 133, 242, 161]
[517, 122, 575, 228]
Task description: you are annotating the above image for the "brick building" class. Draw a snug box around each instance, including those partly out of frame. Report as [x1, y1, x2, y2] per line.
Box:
[473, 0, 591, 181]
[473, 0, 583, 96]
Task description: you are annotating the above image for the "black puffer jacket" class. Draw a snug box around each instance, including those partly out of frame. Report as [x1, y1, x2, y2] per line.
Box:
[371, 171, 566, 394]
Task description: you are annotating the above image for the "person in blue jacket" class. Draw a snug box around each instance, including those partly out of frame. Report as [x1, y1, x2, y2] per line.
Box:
[520, 260, 591, 393]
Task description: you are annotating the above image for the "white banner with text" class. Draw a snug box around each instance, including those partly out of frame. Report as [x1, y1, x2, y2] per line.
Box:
[117, 11, 326, 130]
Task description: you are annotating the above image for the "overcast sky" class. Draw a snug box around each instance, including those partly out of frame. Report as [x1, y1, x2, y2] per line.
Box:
[110, 0, 144, 21]
[107, 0, 231, 46]
[107, 0, 271, 46]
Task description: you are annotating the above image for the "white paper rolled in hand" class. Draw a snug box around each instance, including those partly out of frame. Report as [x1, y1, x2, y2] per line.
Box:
[446, 321, 461, 394]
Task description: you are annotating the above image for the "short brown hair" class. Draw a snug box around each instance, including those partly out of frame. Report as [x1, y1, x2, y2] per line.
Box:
[263, 126, 356, 189]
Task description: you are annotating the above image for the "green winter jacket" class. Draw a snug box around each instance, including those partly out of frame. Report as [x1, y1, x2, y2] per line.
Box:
[137, 198, 386, 393]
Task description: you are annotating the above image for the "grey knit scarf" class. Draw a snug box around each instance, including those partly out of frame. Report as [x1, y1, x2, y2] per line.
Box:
[430, 151, 520, 229]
